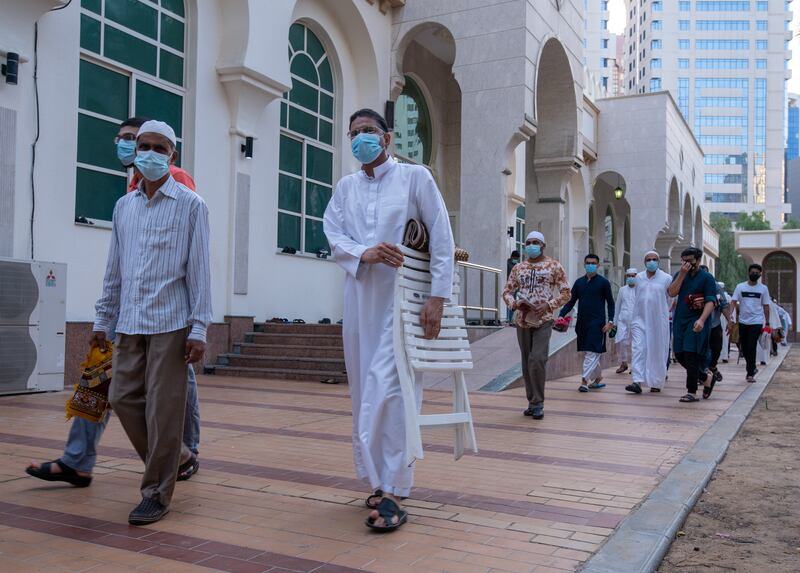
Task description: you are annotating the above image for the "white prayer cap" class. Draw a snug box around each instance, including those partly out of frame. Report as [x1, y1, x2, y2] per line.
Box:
[717, 281, 725, 289]
[526, 231, 545, 243]
[644, 250, 660, 259]
[626, 268, 638, 275]
[137, 120, 177, 147]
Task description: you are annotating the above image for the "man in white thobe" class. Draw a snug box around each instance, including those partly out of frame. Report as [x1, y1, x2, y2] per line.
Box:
[626, 251, 672, 394]
[615, 268, 638, 374]
[323, 108, 454, 532]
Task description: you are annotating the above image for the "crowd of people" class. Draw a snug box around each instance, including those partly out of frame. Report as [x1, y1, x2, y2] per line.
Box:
[19, 107, 790, 536]
[505, 238, 790, 414]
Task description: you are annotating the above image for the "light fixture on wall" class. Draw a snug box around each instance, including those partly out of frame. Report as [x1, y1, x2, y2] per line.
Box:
[613, 173, 624, 200]
[1, 52, 19, 85]
[241, 136, 254, 159]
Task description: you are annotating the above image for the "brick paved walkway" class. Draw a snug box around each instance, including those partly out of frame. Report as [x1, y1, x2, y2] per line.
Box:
[0, 351, 772, 573]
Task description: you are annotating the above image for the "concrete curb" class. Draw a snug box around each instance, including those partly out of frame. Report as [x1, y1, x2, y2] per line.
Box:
[579, 346, 790, 573]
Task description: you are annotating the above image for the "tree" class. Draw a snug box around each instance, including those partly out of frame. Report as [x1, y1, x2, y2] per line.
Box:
[735, 211, 771, 231]
[711, 213, 747, 290]
[783, 217, 800, 230]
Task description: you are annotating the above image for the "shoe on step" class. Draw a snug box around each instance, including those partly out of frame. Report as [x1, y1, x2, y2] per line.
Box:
[625, 382, 642, 394]
[531, 406, 544, 420]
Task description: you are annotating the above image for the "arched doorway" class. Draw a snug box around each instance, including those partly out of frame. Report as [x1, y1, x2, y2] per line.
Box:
[763, 251, 796, 342]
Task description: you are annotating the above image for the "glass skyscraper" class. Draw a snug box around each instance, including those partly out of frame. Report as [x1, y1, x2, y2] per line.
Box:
[620, 0, 792, 225]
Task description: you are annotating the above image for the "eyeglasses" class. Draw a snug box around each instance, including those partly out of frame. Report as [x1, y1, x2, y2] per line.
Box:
[347, 126, 384, 140]
[114, 134, 137, 143]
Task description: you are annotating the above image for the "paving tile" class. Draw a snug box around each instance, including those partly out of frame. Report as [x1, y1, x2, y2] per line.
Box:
[0, 352, 760, 573]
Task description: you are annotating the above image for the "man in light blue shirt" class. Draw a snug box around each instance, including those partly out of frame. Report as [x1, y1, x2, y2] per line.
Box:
[93, 120, 211, 525]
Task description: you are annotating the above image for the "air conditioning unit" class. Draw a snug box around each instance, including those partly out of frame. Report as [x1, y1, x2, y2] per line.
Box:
[0, 258, 67, 394]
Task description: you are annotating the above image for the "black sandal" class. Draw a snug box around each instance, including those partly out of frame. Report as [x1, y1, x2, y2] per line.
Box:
[365, 489, 383, 509]
[702, 377, 717, 399]
[177, 455, 199, 481]
[25, 460, 92, 488]
[679, 393, 699, 403]
[365, 497, 407, 532]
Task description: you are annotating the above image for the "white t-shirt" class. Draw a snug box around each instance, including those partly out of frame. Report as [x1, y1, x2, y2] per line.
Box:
[732, 282, 770, 325]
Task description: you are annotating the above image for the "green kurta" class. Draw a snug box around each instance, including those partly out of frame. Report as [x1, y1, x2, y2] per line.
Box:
[672, 268, 718, 355]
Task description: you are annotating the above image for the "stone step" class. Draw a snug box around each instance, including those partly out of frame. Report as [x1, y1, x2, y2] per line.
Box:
[245, 333, 344, 347]
[217, 354, 346, 372]
[255, 323, 342, 335]
[233, 343, 344, 359]
[208, 365, 348, 384]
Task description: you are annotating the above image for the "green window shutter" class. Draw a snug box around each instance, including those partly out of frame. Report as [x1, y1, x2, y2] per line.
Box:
[304, 219, 329, 254]
[318, 120, 333, 145]
[105, 0, 158, 40]
[288, 106, 317, 140]
[320, 94, 333, 119]
[290, 54, 319, 85]
[82, 0, 101, 14]
[278, 213, 301, 250]
[279, 135, 302, 175]
[306, 145, 332, 184]
[289, 23, 305, 53]
[160, 13, 185, 51]
[288, 79, 318, 113]
[80, 14, 101, 53]
[77, 114, 126, 172]
[318, 59, 333, 92]
[79, 60, 130, 120]
[305, 183, 332, 218]
[305, 29, 326, 63]
[104, 25, 157, 75]
[74, 168, 127, 221]
[278, 174, 302, 213]
[135, 80, 183, 135]
[280, 102, 288, 128]
[160, 0, 185, 17]
[159, 50, 184, 86]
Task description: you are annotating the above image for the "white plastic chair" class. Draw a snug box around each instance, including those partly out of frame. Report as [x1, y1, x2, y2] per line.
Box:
[393, 245, 478, 467]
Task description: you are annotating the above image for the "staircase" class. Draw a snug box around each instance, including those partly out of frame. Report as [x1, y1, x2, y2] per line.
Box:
[209, 323, 347, 383]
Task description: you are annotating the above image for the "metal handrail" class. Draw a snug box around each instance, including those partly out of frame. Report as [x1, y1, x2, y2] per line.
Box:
[456, 260, 502, 325]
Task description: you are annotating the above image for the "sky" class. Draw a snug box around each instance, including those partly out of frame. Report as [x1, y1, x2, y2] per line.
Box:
[605, 0, 800, 94]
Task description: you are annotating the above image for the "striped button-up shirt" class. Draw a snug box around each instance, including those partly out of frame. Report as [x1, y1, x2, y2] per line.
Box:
[93, 176, 212, 342]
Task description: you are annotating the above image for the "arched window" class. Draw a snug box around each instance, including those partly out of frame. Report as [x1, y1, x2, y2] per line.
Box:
[76, 0, 187, 224]
[514, 205, 526, 254]
[623, 216, 631, 270]
[278, 23, 335, 255]
[604, 206, 616, 270]
[394, 75, 432, 165]
[763, 252, 796, 340]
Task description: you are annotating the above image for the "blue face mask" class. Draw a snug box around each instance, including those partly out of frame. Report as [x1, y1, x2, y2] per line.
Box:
[134, 150, 171, 182]
[645, 260, 659, 272]
[524, 244, 542, 259]
[585, 263, 598, 274]
[351, 133, 384, 165]
[626, 277, 636, 286]
[116, 140, 137, 166]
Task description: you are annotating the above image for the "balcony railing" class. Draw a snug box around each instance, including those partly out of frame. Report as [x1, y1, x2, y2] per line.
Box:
[456, 260, 502, 326]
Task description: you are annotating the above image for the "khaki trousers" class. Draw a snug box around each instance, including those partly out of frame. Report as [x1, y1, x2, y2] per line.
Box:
[109, 328, 191, 507]
[516, 322, 553, 407]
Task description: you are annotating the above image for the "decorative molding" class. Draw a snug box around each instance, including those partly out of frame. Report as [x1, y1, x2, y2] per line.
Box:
[365, 0, 405, 14]
[216, 65, 290, 135]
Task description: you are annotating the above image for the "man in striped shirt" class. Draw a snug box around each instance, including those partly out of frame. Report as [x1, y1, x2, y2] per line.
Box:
[92, 120, 212, 525]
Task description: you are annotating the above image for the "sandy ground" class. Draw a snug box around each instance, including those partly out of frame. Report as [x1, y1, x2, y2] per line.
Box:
[658, 346, 800, 573]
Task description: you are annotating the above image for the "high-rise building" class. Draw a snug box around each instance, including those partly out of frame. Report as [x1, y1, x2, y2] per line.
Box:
[584, 0, 618, 93]
[618, 0, 792, 226]
[787, 92, 800, 161]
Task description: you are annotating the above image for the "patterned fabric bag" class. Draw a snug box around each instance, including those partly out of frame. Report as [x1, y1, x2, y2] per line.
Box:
[65, 341, 113, 423]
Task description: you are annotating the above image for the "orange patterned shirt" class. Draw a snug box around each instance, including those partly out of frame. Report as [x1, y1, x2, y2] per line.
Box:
[502, 257, 571, 328]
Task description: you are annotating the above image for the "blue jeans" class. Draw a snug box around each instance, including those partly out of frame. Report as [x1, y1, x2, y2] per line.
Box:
[61, 366, 200, 473]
